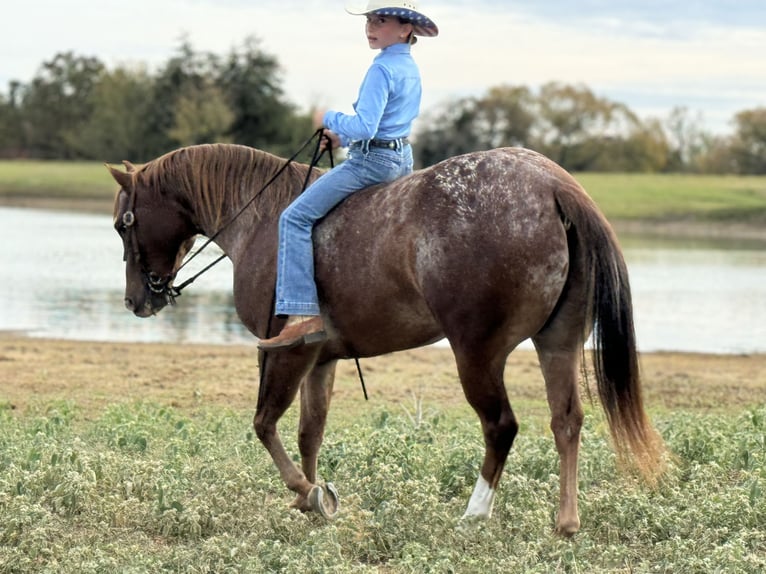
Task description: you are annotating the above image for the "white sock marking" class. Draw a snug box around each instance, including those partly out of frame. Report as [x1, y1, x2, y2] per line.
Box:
[462, 475, 495, 519]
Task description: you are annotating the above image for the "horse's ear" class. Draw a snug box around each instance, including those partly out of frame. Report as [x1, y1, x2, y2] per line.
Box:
[122, 160, 137, 173]
[105, 163, 133, 190]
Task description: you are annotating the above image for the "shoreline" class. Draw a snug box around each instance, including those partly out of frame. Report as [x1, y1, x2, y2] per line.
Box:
[2, 198, 766, 244]
[3, 329, 765, 357]
[2, 334, 765, 419]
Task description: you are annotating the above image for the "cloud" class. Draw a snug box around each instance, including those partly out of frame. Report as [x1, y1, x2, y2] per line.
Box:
[409, 4, 764, 130]
[1, 0, 764, 134]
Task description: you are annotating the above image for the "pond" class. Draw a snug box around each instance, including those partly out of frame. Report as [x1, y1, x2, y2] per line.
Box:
[1, 206, 764, 354]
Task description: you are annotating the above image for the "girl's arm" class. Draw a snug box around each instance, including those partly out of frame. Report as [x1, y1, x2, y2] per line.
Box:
[322, 63, 392, 144]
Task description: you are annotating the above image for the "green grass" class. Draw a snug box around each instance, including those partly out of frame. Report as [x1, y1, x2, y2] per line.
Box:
[1, 160, 766, 224]
[576, 172, 766, 223]
[0, 161, 116, 202]
[1, 400, 764, 573]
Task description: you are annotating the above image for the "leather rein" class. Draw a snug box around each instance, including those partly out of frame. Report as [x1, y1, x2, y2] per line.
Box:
[119, 130, 368, 401]
[118, 129, 329, 305]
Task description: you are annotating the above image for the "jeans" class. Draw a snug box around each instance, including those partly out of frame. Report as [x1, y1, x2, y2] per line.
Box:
[274, 141, 414, 316]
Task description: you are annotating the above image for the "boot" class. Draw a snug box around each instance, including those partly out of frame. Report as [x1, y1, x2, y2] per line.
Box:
[258, 316, 327, 351]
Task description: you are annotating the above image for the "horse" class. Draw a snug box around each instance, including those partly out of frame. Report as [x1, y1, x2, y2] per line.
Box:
[107, 142, 665, 535]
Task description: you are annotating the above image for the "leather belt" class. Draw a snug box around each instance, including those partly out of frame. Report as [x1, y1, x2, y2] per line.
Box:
[367, 137, 410, 150]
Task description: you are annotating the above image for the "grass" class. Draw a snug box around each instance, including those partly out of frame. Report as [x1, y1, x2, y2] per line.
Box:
[1, 398, 764, 573]
[1, 159, 766, 224]
[1, 157, 765, 571]
[575, 172, 766, 224]
[1, 339, 765, 573]
[0, 161, 114, 202]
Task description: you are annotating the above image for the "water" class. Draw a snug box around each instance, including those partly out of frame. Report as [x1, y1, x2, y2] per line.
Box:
[1, 206, 764, 354]
[0, 207, 249, 346]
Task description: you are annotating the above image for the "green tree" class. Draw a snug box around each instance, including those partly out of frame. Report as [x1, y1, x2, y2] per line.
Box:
[530, 81, 674, 172]
[582, 119, 670, 172]
[70, 66, 155, 162]
[416, 85, 535, 167]
[533, 82, 636, 170]
[0, 82, 24, 157]
[729, 107, 766, 174]
[664, 107, 711, 172]
[695, 134, 736, 174]
[475, 85, 536, 148]
[143, 38, 220, 156]
[416, 97, 482, 167]
[20, 52, 105, 158]
[217, 36, 298, 155]
[168, 83, 234, 147]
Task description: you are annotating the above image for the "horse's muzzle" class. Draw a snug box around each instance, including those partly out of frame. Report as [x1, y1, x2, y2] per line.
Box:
[124, 288, 171, 318]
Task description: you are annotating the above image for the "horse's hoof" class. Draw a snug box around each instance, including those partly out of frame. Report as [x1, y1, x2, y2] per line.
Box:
[289, 494, 311, 512]
[554, 519, 580, 537]
[308, 482, 339, 520]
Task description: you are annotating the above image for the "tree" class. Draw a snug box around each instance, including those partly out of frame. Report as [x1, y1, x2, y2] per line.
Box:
[415, 85, 535, 167]
[217, 36, 298, 155]
[20, 52, 105, 158]
[143, 38, 221, 156]
[664, 107, 709, 172]
[0, 82, 24, 157]
[581, 119, 670, 173]
[533, 82, 632, 170]
[167, 83, 234, 147]
[476, 85, 536, 148]
[416, 97, 482, 167]
[729, 107, 766, 174]
[69, 66, 155, 162]
[529, 81, 676, 172]
[695, 134, 736, 174]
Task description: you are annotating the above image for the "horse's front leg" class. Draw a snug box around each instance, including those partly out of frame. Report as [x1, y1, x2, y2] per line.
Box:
[290, 360, 338, 513]
[253, 350, 321, 505]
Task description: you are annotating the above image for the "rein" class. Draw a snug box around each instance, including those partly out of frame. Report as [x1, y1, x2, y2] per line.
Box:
[119, 129, 328, 304]
[120, 130, 369, 401]
[171, 129, 330, 297]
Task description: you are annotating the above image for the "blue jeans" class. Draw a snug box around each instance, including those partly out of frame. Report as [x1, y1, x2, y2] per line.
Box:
[275, 141, 413, 316]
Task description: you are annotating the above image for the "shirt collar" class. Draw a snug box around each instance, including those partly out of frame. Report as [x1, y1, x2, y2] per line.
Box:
[381, 43, 411, 56]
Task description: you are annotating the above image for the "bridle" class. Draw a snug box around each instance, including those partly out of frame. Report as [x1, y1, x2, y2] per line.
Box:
[117, 129, 331, 307]
[117, 182, 182, 307]
[117, 130, 369, 401]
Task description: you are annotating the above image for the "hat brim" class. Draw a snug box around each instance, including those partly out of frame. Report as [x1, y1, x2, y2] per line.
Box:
[345, 5, 439, 37]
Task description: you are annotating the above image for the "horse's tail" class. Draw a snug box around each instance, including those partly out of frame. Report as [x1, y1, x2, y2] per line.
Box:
[555, 180, 666, 483]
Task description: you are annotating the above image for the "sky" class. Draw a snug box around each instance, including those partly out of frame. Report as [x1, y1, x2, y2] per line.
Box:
[1, 0, 765, 135]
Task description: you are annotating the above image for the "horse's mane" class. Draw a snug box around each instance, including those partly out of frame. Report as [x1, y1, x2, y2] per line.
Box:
[135, 143, 313, 229]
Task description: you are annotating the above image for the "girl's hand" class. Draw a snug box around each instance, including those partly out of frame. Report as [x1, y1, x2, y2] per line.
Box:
[312, 108, 340, 151]
[319, 129, 341, 151]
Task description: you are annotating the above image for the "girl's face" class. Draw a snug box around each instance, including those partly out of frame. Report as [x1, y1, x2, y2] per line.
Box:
[365, 14, 413, 49]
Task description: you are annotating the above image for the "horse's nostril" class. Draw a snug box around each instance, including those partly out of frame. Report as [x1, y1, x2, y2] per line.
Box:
[124, 297, 134, 311]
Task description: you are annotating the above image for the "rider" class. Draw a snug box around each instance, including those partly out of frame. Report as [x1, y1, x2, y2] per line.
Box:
[258, 0, 439, 351]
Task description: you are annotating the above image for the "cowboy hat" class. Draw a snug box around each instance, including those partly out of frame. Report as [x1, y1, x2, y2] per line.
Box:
[345, 0, 439, 37]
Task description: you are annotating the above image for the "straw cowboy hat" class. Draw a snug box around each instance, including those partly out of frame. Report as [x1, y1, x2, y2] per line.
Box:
[345, 0, 439, 37]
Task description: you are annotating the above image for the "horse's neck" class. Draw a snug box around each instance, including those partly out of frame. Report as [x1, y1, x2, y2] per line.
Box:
[183, 155, 309, 257]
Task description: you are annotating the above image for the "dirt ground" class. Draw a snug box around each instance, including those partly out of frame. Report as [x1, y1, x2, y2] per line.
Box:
[1, 334, 764, 420]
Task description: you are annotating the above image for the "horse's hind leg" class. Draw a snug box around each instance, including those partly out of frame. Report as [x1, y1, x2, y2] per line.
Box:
[534, 345, 584, 536]
[453, 346, 518, 520]
[290, 360, 337, 512]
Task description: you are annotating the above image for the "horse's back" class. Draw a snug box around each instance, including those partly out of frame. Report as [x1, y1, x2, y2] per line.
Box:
[315, 148, 578, 355]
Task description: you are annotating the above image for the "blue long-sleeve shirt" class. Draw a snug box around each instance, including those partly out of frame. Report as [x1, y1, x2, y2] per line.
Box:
[323, 43, 421, 147]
